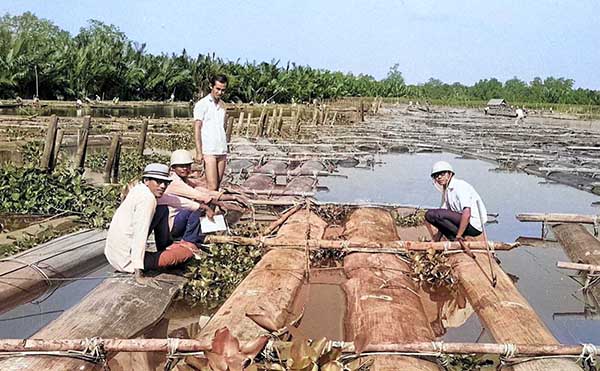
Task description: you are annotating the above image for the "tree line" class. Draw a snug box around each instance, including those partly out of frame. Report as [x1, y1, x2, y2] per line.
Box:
[1, 12, 599, 106]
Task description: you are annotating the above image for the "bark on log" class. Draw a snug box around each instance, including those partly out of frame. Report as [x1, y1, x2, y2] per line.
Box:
[449, 253, 582, 371]
[342, 208, 440, 370]
[195, 210, 327, 345]
[0, 273, 186, 370]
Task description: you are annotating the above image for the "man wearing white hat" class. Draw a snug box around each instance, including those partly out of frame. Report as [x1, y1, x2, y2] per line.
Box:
[104, 163, 198, 285]
[425, 161, 488, 242]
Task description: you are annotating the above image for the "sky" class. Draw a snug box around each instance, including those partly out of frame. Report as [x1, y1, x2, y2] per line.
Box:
[3, 0, 600, 89]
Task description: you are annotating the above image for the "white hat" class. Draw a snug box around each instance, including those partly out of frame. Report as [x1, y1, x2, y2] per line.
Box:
[142, 163, 171, 181]
[170, 149, 194, 166]
[431, 161, 454, 176]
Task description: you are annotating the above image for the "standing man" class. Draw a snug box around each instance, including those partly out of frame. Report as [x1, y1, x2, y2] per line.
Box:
[104, 163, 198, 285]
[194, 74, 229, 191]
[424, 161, 488, 242]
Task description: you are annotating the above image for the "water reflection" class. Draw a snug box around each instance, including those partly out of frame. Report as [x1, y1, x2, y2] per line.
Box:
[318, 152, 600, 344]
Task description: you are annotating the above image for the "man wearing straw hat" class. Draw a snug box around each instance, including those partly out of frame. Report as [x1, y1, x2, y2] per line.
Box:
[193, 74, 229, 191]
[104, 163, 199, 285]
[425, 161, 488, 242]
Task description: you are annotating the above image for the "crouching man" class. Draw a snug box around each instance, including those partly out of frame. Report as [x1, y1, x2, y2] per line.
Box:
[104, 163, 198, 285]
[425, 161, 488, 242]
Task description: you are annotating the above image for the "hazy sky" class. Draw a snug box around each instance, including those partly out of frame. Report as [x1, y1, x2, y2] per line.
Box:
[3, 0, 599, 89]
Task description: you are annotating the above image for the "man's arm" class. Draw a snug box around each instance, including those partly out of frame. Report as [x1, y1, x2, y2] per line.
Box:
[455, 207, 471, 239]
[130, 197, 156, 271]
[194, 119, 203, 163]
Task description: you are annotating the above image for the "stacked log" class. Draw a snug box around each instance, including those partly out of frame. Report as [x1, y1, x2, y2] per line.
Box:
[449, 254, 582, 371]
[342, 208, 440, 370]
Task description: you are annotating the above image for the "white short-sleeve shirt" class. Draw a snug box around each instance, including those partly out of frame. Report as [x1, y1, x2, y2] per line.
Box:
[443, 177, 488, 231]
[193, 94, 228, 155]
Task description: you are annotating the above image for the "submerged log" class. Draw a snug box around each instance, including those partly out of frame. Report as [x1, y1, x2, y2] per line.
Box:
[0, 273, 186, 370]
[0, 228, 106, 315]
[449, 253, 582, 371]
[194, 210, 327, 349]
[342, 208, 440, 370]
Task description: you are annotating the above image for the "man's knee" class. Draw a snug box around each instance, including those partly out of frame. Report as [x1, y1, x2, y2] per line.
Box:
[425, 209, 438, 223]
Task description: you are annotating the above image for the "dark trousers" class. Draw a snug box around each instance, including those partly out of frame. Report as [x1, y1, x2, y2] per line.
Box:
[143, 205, 195, 270]
[425, 208, 481, 241]
[171, 209, 205, 246]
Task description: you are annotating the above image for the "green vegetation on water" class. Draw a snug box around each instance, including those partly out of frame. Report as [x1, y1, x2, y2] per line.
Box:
[2, 12, 600, 107]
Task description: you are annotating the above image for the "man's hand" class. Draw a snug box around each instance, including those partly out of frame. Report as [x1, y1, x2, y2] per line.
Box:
[195, 150, 203, 165]
[134, 269, 160, 288]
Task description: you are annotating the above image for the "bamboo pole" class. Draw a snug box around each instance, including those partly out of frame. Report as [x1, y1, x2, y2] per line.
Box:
[517, 213, 597, 224]
[103, 133, 121, 183]
[40, 115, 59, 170]
[237, 189, 315, 197]
[225, 116, 234, 143]
[137, 119, 148, 156]
[74, 116, 91, 170]
[203, 235, 517, 251]
[0, 339, 597, 357]
[261, 203, 304, 236]
[236, 111, 245, 136]
[557, 261, 600, 272]
[243, 170, 347, 178]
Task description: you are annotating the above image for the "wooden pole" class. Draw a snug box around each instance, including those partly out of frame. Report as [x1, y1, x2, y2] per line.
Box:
[255, 107, 266, 137]
[236, 111, 245, 136]
[311, 107, 318, 126]
[51, 128, 64, 169]
[111, 137, 122, 183]
[275, 107, 284, 136]
[103, 133, 121, 183]
[137, 119, 149, 156]
[0, 339, 597, 357]
[517, 213, 597, 224]
[74, 116, 91, 170]
[359, 100, 365, 122]
[557, 261, 600, 272]
[40, 115, 59, 170]
[245, 111, 253, 136]
[225, 116, 234, 143]
[203, 235, 517, 251]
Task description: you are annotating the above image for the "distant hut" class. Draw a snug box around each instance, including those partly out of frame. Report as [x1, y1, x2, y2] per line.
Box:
[485, 98, 517, 117]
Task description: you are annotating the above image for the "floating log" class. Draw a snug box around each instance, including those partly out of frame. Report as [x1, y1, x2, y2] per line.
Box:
[342, 207, 440, 370]
[448, 253, 582, 370]
[0, 272, 186, 370]
[517, 213, 598, 224]
[193, 209, 327, 354]
[204, 235, 517, 251]
[0, 228, 104, 315]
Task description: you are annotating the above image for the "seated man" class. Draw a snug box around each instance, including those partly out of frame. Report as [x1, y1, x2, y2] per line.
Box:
[425, 161, 487, 242]
[104, 163, 198, 284]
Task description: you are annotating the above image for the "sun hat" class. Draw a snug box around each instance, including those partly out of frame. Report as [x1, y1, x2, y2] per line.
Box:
[142, 163, 171, 181]
[430, 161, 454, 177]
[170, 149, 194, 166]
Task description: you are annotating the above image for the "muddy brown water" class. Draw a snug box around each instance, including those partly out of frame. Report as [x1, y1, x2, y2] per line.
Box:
[1, 152, 599, 347]
[0, 105, 193, 118]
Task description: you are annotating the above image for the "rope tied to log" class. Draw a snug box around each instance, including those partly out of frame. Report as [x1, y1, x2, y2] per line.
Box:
[579, 343, 598, 367]
[501, 343, 517, 359]
[0, 257, 52, 288]
[81, 337, 108, 369]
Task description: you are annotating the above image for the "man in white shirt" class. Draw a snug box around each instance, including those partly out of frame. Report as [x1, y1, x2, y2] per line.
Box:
[424, 161, 488, 242]
[104, 164, 198, 285]
[193, 74, 229, 191]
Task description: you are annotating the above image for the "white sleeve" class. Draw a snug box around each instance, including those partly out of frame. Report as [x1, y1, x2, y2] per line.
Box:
[193, 100, 206, 121]
[130, 195, 156, 270]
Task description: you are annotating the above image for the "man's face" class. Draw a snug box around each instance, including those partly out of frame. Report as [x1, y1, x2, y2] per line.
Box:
[211, 81, 227, 101]
[432, 171, 452, 187]
[144, 178, 170, 198]
[172, 163, 192, 179]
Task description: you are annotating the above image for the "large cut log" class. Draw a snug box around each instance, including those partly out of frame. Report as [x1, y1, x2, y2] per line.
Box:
[0, 273, 186, 370]
[553, 223, 600, 311]
[0, 229, 106, 315]
[342, 208, 440, 370]
[195, 209, 327, 345]
[449, 254, 581, 371]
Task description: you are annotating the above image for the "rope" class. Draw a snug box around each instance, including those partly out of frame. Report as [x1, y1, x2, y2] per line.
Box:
[579, 343, 598, 367]
[0, 258, 51, 287]
[501, 343, 517, 359]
